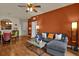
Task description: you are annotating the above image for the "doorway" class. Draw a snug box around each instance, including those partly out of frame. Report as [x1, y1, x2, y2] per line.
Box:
[31, 21, 37, 38]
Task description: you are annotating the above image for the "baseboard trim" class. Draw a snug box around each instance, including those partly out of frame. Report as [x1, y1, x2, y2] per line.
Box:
[67, 45, 79, 49]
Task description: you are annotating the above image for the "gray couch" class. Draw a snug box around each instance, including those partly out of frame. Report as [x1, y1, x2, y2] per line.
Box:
[43, 33, 68, 56]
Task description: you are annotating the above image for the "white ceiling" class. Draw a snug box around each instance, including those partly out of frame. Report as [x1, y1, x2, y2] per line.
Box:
[0, 3, 72, 20]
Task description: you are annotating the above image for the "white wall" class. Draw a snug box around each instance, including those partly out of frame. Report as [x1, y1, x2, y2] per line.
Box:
[0, 16, 22, 36]
[19, 19, 28, 36]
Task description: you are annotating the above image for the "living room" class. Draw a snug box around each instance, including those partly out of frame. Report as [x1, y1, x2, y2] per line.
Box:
[0, 1, 79, 57]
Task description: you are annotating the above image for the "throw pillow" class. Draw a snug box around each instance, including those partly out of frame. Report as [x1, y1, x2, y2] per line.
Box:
[48, 33, 54, 39]
[35, 34, 43, 41]
[42, 32, 48, 39]
[55, 34, 62, 40]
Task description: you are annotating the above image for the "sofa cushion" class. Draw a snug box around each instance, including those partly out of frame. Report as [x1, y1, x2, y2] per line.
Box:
[61, 34, 66, 42]
[43, 38, 53, 43]
[47, 40, 67, 53]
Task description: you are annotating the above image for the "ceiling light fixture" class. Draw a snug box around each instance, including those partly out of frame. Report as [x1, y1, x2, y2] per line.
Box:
[18, 3, 41, 12]
[27, 7, 33, 12]
[30, 7, 33, 12]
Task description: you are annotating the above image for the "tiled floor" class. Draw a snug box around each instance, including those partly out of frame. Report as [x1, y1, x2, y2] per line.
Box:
[0, 36, 79, 56]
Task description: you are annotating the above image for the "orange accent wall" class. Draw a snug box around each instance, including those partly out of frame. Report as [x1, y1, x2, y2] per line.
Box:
[30, 4, 79, 46]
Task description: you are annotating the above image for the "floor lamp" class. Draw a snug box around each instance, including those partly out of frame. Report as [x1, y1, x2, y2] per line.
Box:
[71, 21, 78, 51]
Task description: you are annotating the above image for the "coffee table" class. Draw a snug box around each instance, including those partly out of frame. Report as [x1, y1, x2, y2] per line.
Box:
[26, 38, 47, 56]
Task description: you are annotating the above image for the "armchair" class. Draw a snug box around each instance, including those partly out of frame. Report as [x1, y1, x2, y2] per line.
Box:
[2, 32, 11, 44]
[11, 30, 19, 40]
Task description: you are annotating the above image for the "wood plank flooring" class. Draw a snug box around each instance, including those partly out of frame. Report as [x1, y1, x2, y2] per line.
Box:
[0, 36, 78, 56]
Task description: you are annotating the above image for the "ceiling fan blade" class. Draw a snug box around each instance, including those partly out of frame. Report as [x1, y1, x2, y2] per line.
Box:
[35, 5, 41, 8]
[33, 9, 38, 12]
[18, 5, 26, 7]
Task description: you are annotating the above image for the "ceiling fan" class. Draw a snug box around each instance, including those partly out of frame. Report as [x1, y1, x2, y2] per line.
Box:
[18, 3, 41, 12]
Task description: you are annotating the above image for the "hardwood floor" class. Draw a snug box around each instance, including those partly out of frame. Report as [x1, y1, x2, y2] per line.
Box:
[0, 36, 79, 56]
[66, 48, 79, 56]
